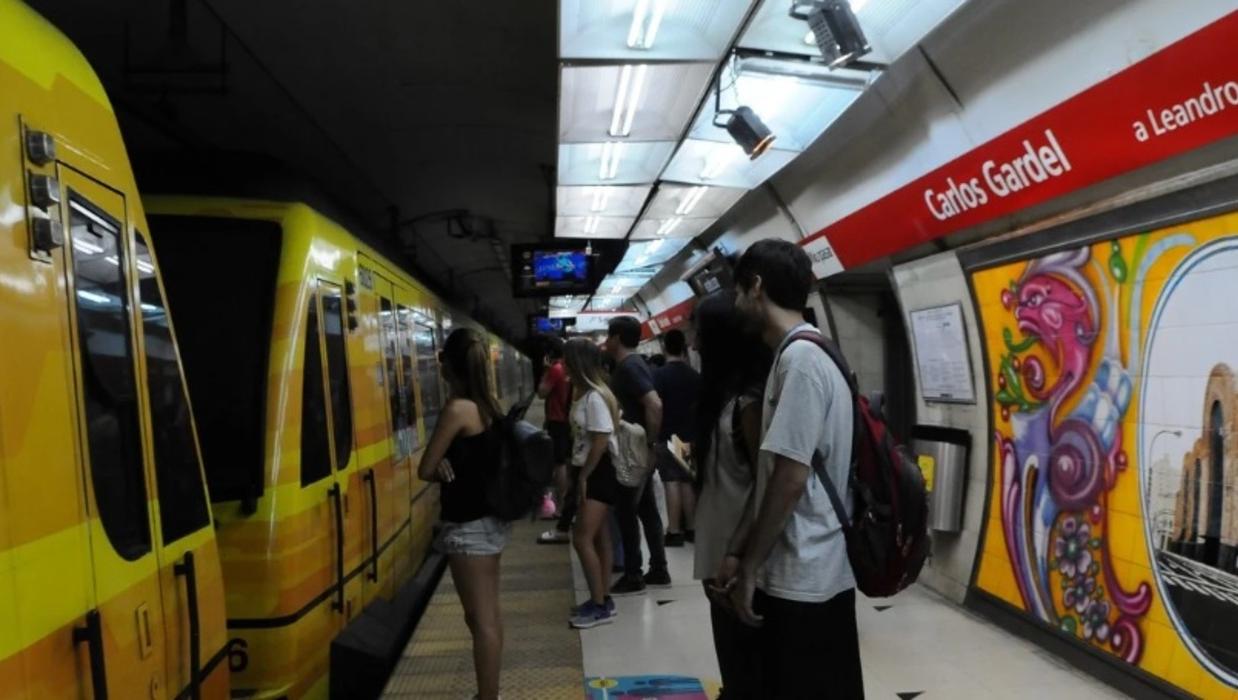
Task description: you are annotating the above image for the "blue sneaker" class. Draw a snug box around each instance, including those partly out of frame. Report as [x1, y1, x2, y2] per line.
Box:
[569, 599, 614, 629]
[570, 596, 616, 617]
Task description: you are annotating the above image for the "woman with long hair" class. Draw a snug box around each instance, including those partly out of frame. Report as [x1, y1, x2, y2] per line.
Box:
[562, 338, 623, 628]
[417, 327, 508, 700]
[692, 291, 773, 699]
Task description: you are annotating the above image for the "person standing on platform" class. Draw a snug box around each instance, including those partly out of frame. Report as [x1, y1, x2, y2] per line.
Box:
[653, 329, 701, 546]
[563, 338, 622, 628]
[537, 337, 574, 544]
[691, 291, 772, 699]
[716, 239, 865, 699]
[605, 316, 671, 595]
[418, 327, 511, 700]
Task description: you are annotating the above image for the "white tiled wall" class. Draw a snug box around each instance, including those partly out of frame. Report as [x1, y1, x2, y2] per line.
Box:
[892, 252, 991, 604]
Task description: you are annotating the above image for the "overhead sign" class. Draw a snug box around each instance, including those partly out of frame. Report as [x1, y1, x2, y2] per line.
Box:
[642, 297, 696, 338]
[799, 11, 1238, 272]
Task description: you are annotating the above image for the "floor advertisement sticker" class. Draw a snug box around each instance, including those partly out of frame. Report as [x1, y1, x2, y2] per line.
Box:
[585, 675, 708, 699]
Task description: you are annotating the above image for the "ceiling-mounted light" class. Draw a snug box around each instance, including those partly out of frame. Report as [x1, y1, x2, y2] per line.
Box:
[656, 216, 683, 236]
[599, 141, 624, 180]
[675, 185, 709, 215]
[585, 216, 600, 235]
[609, 64, 649, 137]
[591, 186, 611, 212]
[791, 1, 871, 68]
[725, 106, 776, 159]
[627, 0, 669, 50]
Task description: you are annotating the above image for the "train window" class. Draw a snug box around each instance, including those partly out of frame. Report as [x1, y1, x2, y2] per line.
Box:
[321, 288, 353, 470]
[147, 216, 281, 507]
[414, 316, 442, 434]
[68, 197, 151, 560]
[301, 289, 332, 486]
[379, 298, 405, 456]
[135, 233, 210, 543]
[396, 305, 418, 450]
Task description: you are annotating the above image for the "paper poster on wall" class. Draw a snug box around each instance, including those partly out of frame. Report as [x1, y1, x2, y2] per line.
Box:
[909, 303, 975, 403]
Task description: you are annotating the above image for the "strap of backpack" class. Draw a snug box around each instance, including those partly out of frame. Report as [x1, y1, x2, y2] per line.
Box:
[782, 330, 861, 531]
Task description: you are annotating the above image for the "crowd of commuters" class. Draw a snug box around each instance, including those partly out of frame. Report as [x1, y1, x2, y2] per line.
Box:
[417, 238, 863, 700]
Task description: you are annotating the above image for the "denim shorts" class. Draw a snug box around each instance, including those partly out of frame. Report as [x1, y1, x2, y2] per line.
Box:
[435, 516, 512, 556]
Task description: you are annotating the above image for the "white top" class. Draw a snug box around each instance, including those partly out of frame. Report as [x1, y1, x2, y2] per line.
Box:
[754, 324, 855, 603]
[693, 394, 757, 581]
[570, 389, 617, 467]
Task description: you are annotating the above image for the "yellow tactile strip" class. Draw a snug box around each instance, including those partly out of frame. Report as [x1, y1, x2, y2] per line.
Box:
[382, 520, 583, 699]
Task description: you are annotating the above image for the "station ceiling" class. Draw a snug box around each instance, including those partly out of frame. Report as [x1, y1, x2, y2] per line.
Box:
[29, 0, 560, 341]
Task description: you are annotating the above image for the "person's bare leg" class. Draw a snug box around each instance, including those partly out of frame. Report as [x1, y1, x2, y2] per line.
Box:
[449, 553, 504, 700]
[595, 509, 613, 592]
[573, 500, 610, 603]
[553, 463, 568, 513]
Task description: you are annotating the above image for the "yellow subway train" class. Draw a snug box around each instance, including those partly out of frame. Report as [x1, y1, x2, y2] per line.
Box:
[0, 2, 532, 698]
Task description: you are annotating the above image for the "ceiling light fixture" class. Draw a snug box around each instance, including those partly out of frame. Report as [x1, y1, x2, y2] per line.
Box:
[599, 141, 624, 180]
[585, 216, 600, 235]
[791, 1, 871, 68]
[676, 185, 709, 215]
[591, 186, 611, 212]
[711, 60, 777, 160]
[656, 216, 683, 236]
[609, 64, 649, 137]
[626, 0, 669, 50]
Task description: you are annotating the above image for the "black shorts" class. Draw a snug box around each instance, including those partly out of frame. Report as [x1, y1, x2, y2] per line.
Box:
[656, 442, 693, 483]
[546, 420, 571, 465]
[583, 455, 620, 506]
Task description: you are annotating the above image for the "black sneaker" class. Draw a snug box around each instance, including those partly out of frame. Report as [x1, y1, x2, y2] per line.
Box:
[610, 574, 647, 597]
[664, 532, 686, 548]
[644, 568, 672, 588]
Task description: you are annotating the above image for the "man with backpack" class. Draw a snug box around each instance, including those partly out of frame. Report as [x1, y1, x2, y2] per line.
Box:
[715, 239, 864, 699]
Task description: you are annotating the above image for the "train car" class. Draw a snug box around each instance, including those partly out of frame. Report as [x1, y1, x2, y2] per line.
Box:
[0, 2, 230, 698]
[142, 196, 530, 698]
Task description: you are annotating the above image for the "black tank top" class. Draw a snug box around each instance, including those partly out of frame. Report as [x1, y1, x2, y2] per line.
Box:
[440, 425, 501, 523]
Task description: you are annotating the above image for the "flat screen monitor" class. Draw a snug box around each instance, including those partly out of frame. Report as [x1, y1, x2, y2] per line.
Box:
[513, 244, 593, 296]
[530, 316, 569, 334]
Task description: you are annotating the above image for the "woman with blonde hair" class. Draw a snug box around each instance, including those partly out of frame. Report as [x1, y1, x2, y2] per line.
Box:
[563, 338, 623, 628]
[418, 327, 508, 700]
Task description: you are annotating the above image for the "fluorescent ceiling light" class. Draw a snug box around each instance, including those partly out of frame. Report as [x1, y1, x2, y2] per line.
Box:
[656, 216, 683, 236]
[560, 63, 714, 143]
[740, 0, 954, 65]
[558, 141, 675, 185]
[615, 238, 690, 273]
[560, 0, 754, 61]
[629, 216, 712, 240]
[645, 183, 746, 218]
[663, 138, 797, 188]
[557, 185, 652, 216]
[72, 235, 104, 255]
[555, 215, 636, 239]
[76, 289, 111, 304]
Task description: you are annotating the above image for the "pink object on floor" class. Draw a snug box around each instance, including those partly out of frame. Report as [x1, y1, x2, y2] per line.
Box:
[539, 493, 557, 519]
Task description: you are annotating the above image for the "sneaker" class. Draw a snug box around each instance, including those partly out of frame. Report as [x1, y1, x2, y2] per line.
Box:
[644, 568, 672, 588]
[569, 600, 614, 629]
[664, 532, 686, 548]
[537, 529, 570, 545]
[610, 574, 647, 597]
[571, 596, 616, 617]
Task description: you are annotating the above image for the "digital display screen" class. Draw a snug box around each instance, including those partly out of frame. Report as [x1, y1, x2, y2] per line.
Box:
[513, 245, 593, 297]
[533, 251, 588, 283]
[531, 316, 566, 333]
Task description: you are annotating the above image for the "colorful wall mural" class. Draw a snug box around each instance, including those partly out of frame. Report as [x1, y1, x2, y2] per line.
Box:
[970, 207, 1238, 698]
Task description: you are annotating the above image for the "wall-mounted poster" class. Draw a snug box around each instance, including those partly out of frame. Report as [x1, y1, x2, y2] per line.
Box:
[968, 201, 1238, 698]
[909, 303, 976, 403]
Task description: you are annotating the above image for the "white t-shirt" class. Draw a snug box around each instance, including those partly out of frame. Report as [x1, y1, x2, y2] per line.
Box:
[570, 389, 618, 467]
[754, 323, 855, 603]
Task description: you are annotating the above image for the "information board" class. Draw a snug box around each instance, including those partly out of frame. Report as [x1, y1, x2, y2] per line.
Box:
[908, 303, 975, 403]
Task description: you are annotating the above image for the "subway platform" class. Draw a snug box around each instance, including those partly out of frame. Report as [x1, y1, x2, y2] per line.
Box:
[382, 404, 1127, 699]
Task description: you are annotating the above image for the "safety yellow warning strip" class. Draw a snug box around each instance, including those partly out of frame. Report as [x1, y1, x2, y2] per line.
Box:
[382, 520, 584, 699]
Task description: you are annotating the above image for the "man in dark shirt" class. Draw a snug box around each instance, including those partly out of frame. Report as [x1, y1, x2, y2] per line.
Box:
[605, 316, 670, 595]
[653, 329, 700, 546]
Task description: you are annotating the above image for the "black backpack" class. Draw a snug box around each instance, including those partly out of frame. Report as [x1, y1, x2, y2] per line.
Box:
[787, 332, 931, 598]
[485, 398, 555, 521]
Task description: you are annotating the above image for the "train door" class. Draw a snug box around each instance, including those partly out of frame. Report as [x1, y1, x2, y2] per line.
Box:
[389, 290, 421, 588]
[58, 169, 169, 697]
[368, 273, 405, 602]
[300, 278, 356, 623]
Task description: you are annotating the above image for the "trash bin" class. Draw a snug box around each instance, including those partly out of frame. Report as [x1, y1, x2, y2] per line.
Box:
[910, 426, 971, 533]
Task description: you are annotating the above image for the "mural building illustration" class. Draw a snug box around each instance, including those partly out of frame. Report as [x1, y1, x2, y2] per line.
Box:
[970, 208, 1238, 697]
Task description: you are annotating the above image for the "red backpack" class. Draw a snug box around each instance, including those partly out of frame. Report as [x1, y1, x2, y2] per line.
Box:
[787, 331, 930, 598]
